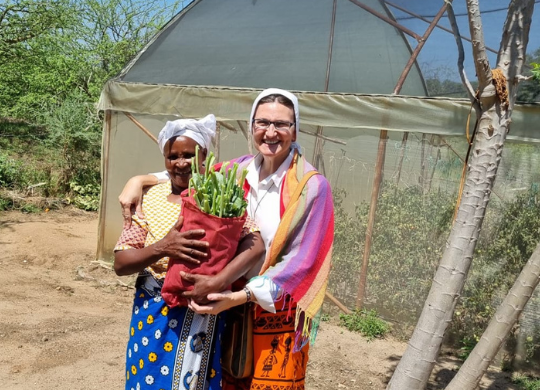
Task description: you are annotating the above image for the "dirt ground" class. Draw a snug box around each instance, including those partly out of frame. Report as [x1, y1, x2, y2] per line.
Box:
[0, 209, 520, 390]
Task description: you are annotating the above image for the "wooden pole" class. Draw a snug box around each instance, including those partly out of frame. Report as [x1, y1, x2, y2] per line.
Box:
[325, 291, 352, 315]
[420, 133, 427, 189]
[356, 130, 388, 308]
[355, 3, 448, 309]
[237, 121, 253, 155]
[312, 0, 337, 172]
[96, 110, 112, 261]
[394, 132, 409, 189]
[124, 112, 157, 143]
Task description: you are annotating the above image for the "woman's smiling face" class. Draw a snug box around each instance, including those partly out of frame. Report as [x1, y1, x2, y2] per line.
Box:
[163, 136, 206, 193]
[252, 101, 296, 164]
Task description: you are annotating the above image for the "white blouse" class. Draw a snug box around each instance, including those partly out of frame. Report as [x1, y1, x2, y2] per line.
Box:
[244, 150, 294, 312]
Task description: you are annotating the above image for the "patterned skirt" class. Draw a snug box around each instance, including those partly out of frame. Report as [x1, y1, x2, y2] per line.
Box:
[223, 304, 309, 390]
[125, 274, 224, 390]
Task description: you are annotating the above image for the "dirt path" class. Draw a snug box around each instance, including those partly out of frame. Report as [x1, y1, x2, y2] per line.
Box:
[0, 210, 517, 390]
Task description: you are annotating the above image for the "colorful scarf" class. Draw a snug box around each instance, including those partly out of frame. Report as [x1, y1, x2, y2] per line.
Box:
[234, 151, 334, 350]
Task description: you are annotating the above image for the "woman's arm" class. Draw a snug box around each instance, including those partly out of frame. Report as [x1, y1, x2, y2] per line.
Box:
[119, 174, 166, 229]
[180, 231, 265, 304]
[188, 289, 252, 315]
[114, 216, 209, 276]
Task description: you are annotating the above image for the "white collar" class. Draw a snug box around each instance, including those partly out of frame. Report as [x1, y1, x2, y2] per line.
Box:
[247, 149, 295, 189]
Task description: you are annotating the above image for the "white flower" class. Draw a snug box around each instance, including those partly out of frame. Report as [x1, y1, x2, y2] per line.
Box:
[134, 343, 139, 353]
[168, 319, 178, 329]
[154, 296, 162, 303]
[136, 383, 140, 390]
[145, 375, 155, 385]
[160, 366, 170, 375]
[155, 329, 162, 339]
[134, 306, 139, 315]
[142, 337, 149, 346]
[143, 300, 149, 309]
[128, 349, 132, 358]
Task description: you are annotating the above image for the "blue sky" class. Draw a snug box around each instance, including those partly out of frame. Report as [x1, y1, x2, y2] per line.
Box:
[388, 0, 540, 81]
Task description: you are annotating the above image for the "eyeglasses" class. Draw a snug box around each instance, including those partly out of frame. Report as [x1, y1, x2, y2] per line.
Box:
[252, 118, 295, 132]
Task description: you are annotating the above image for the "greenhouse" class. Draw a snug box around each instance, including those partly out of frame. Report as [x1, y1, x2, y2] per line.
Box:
[97, 0, 540, 373]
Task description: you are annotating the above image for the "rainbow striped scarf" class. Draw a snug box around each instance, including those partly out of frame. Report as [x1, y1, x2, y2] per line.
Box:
[235, 150, 334, 350]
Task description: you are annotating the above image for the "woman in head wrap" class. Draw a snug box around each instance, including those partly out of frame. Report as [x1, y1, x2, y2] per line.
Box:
[119, 89, 334, 390]
[114, 114, 264, 390]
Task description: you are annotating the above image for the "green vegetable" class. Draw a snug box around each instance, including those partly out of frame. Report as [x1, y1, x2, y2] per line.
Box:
[189, 147, 248, 218]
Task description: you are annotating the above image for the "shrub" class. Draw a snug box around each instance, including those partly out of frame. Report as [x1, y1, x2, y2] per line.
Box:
[330, 183, 455, 323]
[339, 309, 390, 341]
[513, 374, 540, 390]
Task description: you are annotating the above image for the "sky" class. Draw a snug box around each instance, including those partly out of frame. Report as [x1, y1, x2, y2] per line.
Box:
[387, 0, 540, 81]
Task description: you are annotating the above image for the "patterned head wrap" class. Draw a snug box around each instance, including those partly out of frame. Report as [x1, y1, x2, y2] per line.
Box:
[158, 114, 216, 154]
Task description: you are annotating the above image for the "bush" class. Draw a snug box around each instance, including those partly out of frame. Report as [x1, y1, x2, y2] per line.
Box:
[330, 183, 455, 323]
[339, 309, 390, 341]
[40, 91, 101, 193]
[450, 186, 540, 349]
[513, 374, 540, 390]
[0, 152, 23, 188]
[69, 181, 100, 211]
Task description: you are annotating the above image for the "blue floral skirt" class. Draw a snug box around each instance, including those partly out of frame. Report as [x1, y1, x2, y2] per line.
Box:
[125, 275, 224, 390]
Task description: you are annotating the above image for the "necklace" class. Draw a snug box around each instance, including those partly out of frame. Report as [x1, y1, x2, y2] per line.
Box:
[250, 181, 276, 218]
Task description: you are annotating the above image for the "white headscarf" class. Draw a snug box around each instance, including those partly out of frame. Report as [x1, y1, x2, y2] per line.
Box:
[157, 114, 216, 154]
[249, 88, 300, 149]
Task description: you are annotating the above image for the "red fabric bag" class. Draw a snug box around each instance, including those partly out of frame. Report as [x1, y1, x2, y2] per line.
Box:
[161, 191, 247, 308]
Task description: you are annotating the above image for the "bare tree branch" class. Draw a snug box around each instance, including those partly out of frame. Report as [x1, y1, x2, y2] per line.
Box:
[497, 0, 536, 111]
[445, 0, 479, 111]
[466, 0, 492, 90]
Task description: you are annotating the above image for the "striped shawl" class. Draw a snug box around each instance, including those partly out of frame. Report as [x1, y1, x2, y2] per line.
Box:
[234, 150, 334, 349]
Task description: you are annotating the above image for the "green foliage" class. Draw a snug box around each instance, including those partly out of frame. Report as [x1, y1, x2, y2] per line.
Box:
[0, 194, 14, 211]
[339, 309, 390, 341]
[532, 63, 540, 81]
[517, 48, 540, 103]
[40, 91, 102, 192]
[456, 334, 479, 361]
[0, 0, 186, 120]
[0, 152, 24, 188]
[0, 0, 187, 212]
[189, 150, 248, 218]
[451, 186, 540, 344]
[0, 1, 73, 58]
[21, 203, 42, 213]
[69, 181, 100, 211]
[513, 374, 540, 390]
[330, 184, 455, 322]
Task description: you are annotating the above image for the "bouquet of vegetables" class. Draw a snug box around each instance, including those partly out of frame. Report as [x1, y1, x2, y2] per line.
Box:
[189, 148, 248, 218]
[162, 148, 250, 308]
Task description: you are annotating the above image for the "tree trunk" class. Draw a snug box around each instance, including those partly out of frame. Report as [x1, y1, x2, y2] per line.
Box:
[446, 242, 540, 390]
[387, 1, 535, 388]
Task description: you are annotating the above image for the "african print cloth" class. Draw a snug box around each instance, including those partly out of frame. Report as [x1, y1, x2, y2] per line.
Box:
[114, 181, 232, 390]
[223, 303, 308, 390]
[126, 274, 223, 390]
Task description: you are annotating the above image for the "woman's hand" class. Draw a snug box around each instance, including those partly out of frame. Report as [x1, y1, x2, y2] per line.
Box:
[114, 215, 209, 275]
[119, 175, 159, 229]
[155, 216, 209, 265]
[180, 272, 224, 305]
[188, 290, 246, 315]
